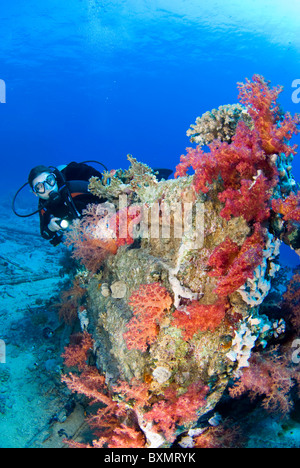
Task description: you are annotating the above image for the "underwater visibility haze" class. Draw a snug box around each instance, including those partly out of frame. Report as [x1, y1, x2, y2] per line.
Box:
[0, 0, 300, 449]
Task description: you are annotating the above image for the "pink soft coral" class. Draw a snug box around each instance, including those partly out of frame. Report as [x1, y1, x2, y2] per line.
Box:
[123, 283, 173, 352]
[62, 366, 146, 448]
[62, 337, 147, 448]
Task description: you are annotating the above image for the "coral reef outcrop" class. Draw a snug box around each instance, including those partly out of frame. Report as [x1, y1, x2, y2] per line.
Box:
[61, 75, 300, 448]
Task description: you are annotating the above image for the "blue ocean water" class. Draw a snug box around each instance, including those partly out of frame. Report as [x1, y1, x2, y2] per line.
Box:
[1, 0, 300, 448]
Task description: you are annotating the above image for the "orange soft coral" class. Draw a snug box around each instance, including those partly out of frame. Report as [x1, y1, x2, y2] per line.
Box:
[123, 283, 173, 352]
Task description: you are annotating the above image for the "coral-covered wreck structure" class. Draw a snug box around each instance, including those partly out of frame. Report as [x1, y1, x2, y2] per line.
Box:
[60, 75, 300, 448]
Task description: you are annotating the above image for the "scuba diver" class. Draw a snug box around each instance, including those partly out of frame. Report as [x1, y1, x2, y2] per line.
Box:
[12, 161, 173, 247]
[26, 161, 106, 246]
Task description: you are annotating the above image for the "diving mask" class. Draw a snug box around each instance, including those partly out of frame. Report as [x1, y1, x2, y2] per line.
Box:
[33, 173, 57, 194]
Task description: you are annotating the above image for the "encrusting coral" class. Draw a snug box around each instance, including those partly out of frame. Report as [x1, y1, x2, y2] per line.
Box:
[59, 75, 300, 448]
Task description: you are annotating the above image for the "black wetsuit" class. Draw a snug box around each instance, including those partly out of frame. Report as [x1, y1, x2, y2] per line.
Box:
[38, 161, 104, 245]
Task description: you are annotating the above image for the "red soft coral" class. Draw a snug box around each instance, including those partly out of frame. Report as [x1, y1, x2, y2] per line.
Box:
[218, 173, 272, 223]
[175, 145, 218, 194]
[214, 245, 263, 297]
[56, 277, 86, 323]
[175, 122, 277, 224]
[62, 366, 146, 448]
[207, 237, 240, 277]
[194, 421, 244, 448]
[62, 366, 112, 407]
[172, 300, 227, 340]
[64, 204, 118, 273]
[207, 225, 265, 297]
[107, 424, 146, 448]
[144, 382, 208, 442]
[229, 350, 296, 415]
[62, 341, 147, 449]
[123, 283, 173, 352]
[113, 378, 150, 410]
[175, 75, 299, 226]
[109, 205, 142, 248]
[237, 74, 299, 156]
[175, 117, 277, 194]
[62, 332, 94, 370]
[272, 191, 300, 222]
